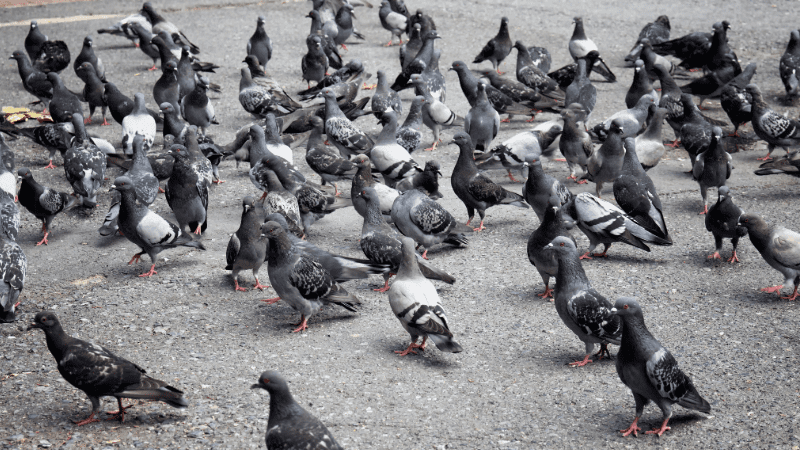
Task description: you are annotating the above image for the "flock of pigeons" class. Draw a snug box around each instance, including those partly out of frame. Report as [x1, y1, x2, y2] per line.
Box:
[2, 0, 800, 447]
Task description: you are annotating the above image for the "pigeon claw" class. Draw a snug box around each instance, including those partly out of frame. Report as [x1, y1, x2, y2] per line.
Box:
[500, 117, 511, 123]
[373, 280, 391, 293]
[127, 254, 143, 265]
[473, 221, 486, 232]
[138, 265, 158, 278]
[420, 250, 429, 260]
[101, 119, 110, 126]
[106, 400, 133, 423]
[537, 285, 554, 299]
[36, 232, 49, 246]
[252, 280, 269, 291]
[234, 280, 248, 292]
[620, 417, 641, 437]
[362, 83, 377, 90]
[761, 285, 784, 295]
[261, 297, 281, 304]
[43, 161, 57, 169]
[193, 225, 202, 235]
[507, 170, 522, 183]
[593, 343, 612, 361]
[553, 158, 567, 162]
[291, 315, 309, 333]
[645, 419, 671, 436]
[212, 178, 226, 184]
[577, 179, 588, 185]
[394, 340, 424, 356]
[73, 413, 101, 426]
[698, 205, 708, 215]
[707, 251, 722, 260]
[727, 251, 740, 263]
[568, 354, 593, 367]
[665, 139, 681, 148]
[148, 65, 157, 71]
[781, 286, 799, 301]
[756, 155, 773, 161]
[83, 117, 92, 125]
[579, 252, 593, 260]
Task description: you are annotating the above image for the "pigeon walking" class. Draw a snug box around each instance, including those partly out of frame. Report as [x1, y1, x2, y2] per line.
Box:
[559, 108, 593, 183]
[16, 168, 74, 246]
[464, 83, 500, 152]
[692, 127, 732, 215]
[351, 154, 398, 221]
[528, 195, 574, 299]
[25, 20, 48, 61]
[165, 146, 208, 235]
[321, 88, 373, 158]
[379, 0, 407, 46]
[180, 77, 216, 135]
[473, 17, 512, 74]
[122, 93, 157, 156]
[73, 36, 105, 82]
[522, 157, 573, 222]
[705, 186, 745, 262]
[369, 111, 421, 187]
[9, 50, 53, 112]
[247, 16, 272, 67]
[738, 213, 800, 300]
[391, 188, 471, 259]
[63, 114, 106, 207]
[635, 106, 667, 171]
[568, 17, 616, 82]
[305, 116, 357, 195]
[226, 196, 268, 292]
[75, 62, 108, 126]
[46, 73, 82, 124]
[746, 84, 800, 161]
[140, 2, 200, 54]
[613, 138, 670, 241]
[585, 119, 626, 197]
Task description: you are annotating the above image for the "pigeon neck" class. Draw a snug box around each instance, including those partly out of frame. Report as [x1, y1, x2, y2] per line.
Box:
[42, 323, 72, 360]
[187, 85, 208, 107]
[133, 142, 148, 166]
[571, 21, 587, 41]
[401, 101, 423, 127]
[13, 56, 34, 80]
[416, 36, 436, 63]
[789, 35, 800, 55]
[354, 162, 373, 189]
[268, 391, 302, 426]
[455, 68, 478, 101]
[632, 66, 653, 93]
[498, 22, 509, 39]
[574, 59, 588, 82]
[642, 110, 665, 139]
[656, 69, 680, 97]
[266, 232, 294, 266]
[515, 45, 534, 70]
[322, 94, 344, 119]
[118, 188, 140, 216]
[525, 161, 546, 187]
[363, 196, 386, 227]
[709, 27, 728, 57]
[163, 113, 185, 140]
[540, 205, 562, 235]
[264, 171, 285, 193]
[619, 312, 654, 349]
[745, 220, 771, 251]
[397, 244, 423, 279]
[454, 142, 478, 176]
[601, 132, 624, 156]
[621, 142, 642, 173]
[263, 119, 281, 144]
[554, 248, 591, 291]
[254, 24, 268, 39]
[375, 73, 388, 94]
[307, 124, 325, 152]
[376, 116, 399, 145]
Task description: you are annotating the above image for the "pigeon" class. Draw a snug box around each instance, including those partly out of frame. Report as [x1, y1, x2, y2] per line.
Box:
[105, 82, 163, 127]
[464, 83, 500, 152]
[261, 220, 360, 332]
[250, 167, 304, 238]
[613, 138, 670, 241]
[692, 127, 732, 214]
[705, 186, 745, 263]
[651, 26, 714, 71]
[127, 22, 160, 71]
[148, 32, 180, 72]
[112, 176, 205, 277]
[351, 154, 398, 221]
[122, 93, 157, 156]
[395, 160, 443, 198]
[563, 192, 672, 259]
[63, 114, 106, 207]
[0, 233, 25, 323]
[705, 21, 741, 75]
[396, 95, 425, 154]
[180, 77, 216, 135]
[568, 17, 616, 82]
[140, 2, 200, 54]
[391, 30, 441, 92]
[474, 129, 544, 182]
[379, 0, 407, 46]
[305, 116, 357, 195]
[0, 137, 16, 202]
[0, 191, 19, 242]
[738, 213, 800, 300]
[251, 371, 343, 449]
[677, 94, 714, 166]
[115, 133, 159, 210]
[11, 121, 72, 169]
[409, 74, 459, 151]
[73, 36, 105, 82]
[720, 63, 756, 137]
[585, 119, 626, 197]
[153, 60, 181, 114]
[780, 30, 800, 100]
[46, 73, 82, 124]
[321, 88, 373, 158]
[407, 8, 436, 35]
[75, 62, 108, 126]
[291, 180, 353, 235]
[302, 35, 329, 88]
[548, 49, 608, 91]
[417, 51, 446, 103]
[388, 236, 463, 355]
[370, 111, 421, 187]
[262, 114, 294, 164]
[624, 15, 671, 64]
[28, 311, 188, 425]
[9, 50, 53, 112]
[591, 94, 655, 142]
[96, 12, 151, 46]
[25, 20, 48, 61]
[160, 102, 188, 142]
[17, 168, 74, 246]
[450, 132, 529, 231]
[248, 16, 272, 67]
[166, 145, 208, 235]
[755, 151, 800, 178]
[626, 60, 657, 109]
[391, 188, 471, 259]
[371, 70, 402, 119]
[226, 196, 269, 292]
[559, 107, 593, 183]
[307, 10, 342, 66]
[614, 301, 716, 439]
[239, 68, 282, 118]
[679, 62, 740, 101]
[527, 195, 574, 299]
[476, 69, 560, 116]
[522, 157, 574, 222]
[473, 17, 512, 74]
[639, 39, 675, 81]
[400, 23, 422, 70]
[334, 3, 363, 48]
[182, 126, 215, 188]
[746, 84, 800, 161]
[635, 106, 667, 171]
[547, 235, 622, 366]
[513, 41, 562, 99]
[564, 56, 597, 123]
[33, 40, 71, 74]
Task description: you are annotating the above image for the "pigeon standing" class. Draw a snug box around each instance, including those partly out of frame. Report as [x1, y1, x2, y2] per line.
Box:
[250, 168, 304, 238]
[140, 2, 200, 54]
[692, 127, 732, 215]
[73, 36, 105, 82]
[391, 188, 470, 259]
[153, 61, 181, 115]
[16, 168, 74, 246]
[25, 21, 48, 61]
[321, 88, 373, 158]
[613, 138, 670, 241]
[46, 73, 82, 124]
[626, 60, 656, 109]
[63, 114, 106, 207]
[547, 235, 621, 366]
[409, 74, 458, 152]
[746, 84, 800, 161]
[473, 17, 512, 74]
[250, 371, 343, 450]
[28, 311, 189, 425]
[527, 195, 574, 299]
[9, 50, 53, 112]
[522, 157, 573, 222]
[351, 154, 399, 221]
[369, 111, 421, 187]
[624, 15, 671, 64]
[379, 0, 407, 46]
[720, 62, 757, 137]
[559, 108, 592, 183]
[247, 16, 272, 67]
[165, 146, 209, 235]
[0, 233, 25, 323]
[226, 196, 269, 292]
[396, 95, 425, 154]
[738, 213, 800, 300]
[677, 93, 714, 167]
[585, 119, 626, 197]
[122, 93, 157, 156]
[301, 35, 329, 88]
[634, 106, 667, 171]
[370, 70, 402, 119]
[612, 297, 711, 437]
[513, 42, 562, 98]
[780, 30, 800, 100]
[705, 186, 745, 263]
[564, 56, 597, 123]
[464, 83, 500, 152]
[181, 77, 216, 135]
[239, 68, 280, 118]
[75, 62, 108, 126]
[474, 129, 544, 182]
[305, 116, 357, 195]
[568, 17, 616, 82]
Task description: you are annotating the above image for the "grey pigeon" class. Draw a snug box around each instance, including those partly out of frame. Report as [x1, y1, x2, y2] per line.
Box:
[140, 2, 200, 54]
[46, 73, 82, 124]
[547, 235, 621, 366]
[624, 15, 671, 63]
[301, 35, 329, 87]
[96, 12, 151, 46]
[28, 311, 188, 425]
[559, 107, 593, 183]
[160, 102, 187, 141]
[391, 188, 471, 259]
[247, 16, 272, 67]
[226, 196, 269, 292]
[613, 138, 670, 241]
[0, 191, 19, 242]
[400, 23, 423, 71]
[17, 167, 74, 246]
[153, 61, 181, 115]
[568, 17, 616, 82]
[239, 68, 283, 117]
[612, 297, 711, 437]
[418, 55, 446, 103]
[263, 114, 294, 164]
[112, 176, 205, 277]
[321, 88, 373, 158]
[692, 127, 732, 214]
[473, 17, 512, 74]
[395, 160, 443, 198]
[122, 93, 157, 156]
[477, 68, 560, 116]
[73, 36, 105, 82]
[389, 236, 463, 355]
[391, 30, 440, 92]
[396, 95, 425, 153]
[677, 93, 714, 167]
[370, 111, 421, 187]
[705, 186, 745, 263]
[166, 145, 209, 235]
[379, 0, 407, 46]
[251, 371, 343, 450]
[305, 116, 357, 195]
[591, 94, 654, 141]
[250, 167, 304, 238]
[464, 83, 500, 152]
[351, 154, 398, 221]
[650, 29, 712, 70]
[306, 12, 342, 70]
[563, 192, 672, 259]
[371, 70, 402, 119]
[754, 151, 800, 178]
[75, 62, 108, 126]
[780, 30, 800, 100]
[564, 56, 597, 123]
[476, 129, 544, 183]
[183, 126, 215, 188]
[523, 157, 574, 222]
[409, 74, 459, 151]
[180, 77, 216, 135]
[527, 194, 575, 299]
[585, 119, 626, 197]
[738, 213, 800, 300]
[0, 233, 25, 323]
[513, 41, 562, 99]
[127, 21, 160, 71]
[747, 83, 800, 161]
[25, 20, 48, 61]
[63, 114, 106, 207]
[634, 105, 667, 171]
[334, 3, 361, 47]
[261, 221, 360, 333]
[626, 60, 657, 109]
[9, 50, 53, 112]
[720, 63, 757, 137]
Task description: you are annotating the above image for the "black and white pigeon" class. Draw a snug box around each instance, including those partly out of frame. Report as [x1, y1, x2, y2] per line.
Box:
[737, 213, 800, 300]
[371, 70, 402, 119]
[248, 16, 272, 67]
[250, 167, 304, 238]
[395, 160, 443, 198]
[626, 60, 657, 109]
[301, 35, 329, 88]
[746, 83, 800, 161]
[321, 88, 373, 158]
[112, 176, 205, 277]
[0, 137, 17, 201]
[754, 151, 800, 178]
[305, 116, 357, 195]
[635, 106, 667, 171]
[182, 126, 215, 188]
[63, 114, 106, 207]
[585, 119, 626, 197]
[391, 188, 471, 259]
[720, 63, 756, 137]
[409, 74, 459, 151]
[28, 311, 189, 425]
[450, 132, 529, 231]
[527, 194, 574, 299]
[46, 73, 82, 124]
[166, 145, 208, 235]
[547, 235, 621, 366]
[180, 76, 216, 135]
[370, 111, 421, 187]
[261, 220, 360, 332]
[122, 93, 157, 156]
[624, 15, 671, 64]
[105, 82, 163, 127]
[591, 94, 655, 142]
[388, 236, 463, 355]
[464, 83, 500, 152]
[105, 134, 159, 236]
[613, 138, 671, 241]
[612, 297, 711, 437]
[0, 232, 25, 323]
[140, 2, 200, 54]
[73, 36, 105, 82]
[396, 95, 425, 154]
[379, 0, 407, 46]
[251, 371, 343, 450]
[226, 196, 269, 292]
[153, 60, 180, 114]
[75, 62, 108, 126]
[559, 107, 593, 183]
[705, 186, 745, 263]
[96, 12, 151, 47]
[513, 41, 562, 99]
[562, 192, 672, 259]
[522, 157, 574, 222]
[351, 154, 398, 221]
[239, 68, 283, 118]
[0, 191, 19, 242]
[568, 17, 616, 82]
[475, 129, 544, 182]
[473, 17, 512, 74]
[11, 121, 73, 169]
[17, 168, 74, 246]
[25, 20, 48, 61]
[692, 127, 732, 215]
[9, 50, 53, 112]
[780, 30, 800, 100]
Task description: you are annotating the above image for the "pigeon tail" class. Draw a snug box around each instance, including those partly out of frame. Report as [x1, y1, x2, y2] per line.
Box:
[418, 260, 456, 284]
[443, 232, 469, 247]
[677, 384, 712, 413]
[428, 333, 463, 353]
[116, 384, 188, 408]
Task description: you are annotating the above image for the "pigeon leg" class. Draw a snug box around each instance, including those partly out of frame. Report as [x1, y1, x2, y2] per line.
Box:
[424, 139, 441, 152]
[148, 65, 157, 71]
[781, 285, 799, 301]
[73, 412, 100, 426]
[757, 144, 775, 161]
[591, 244, 611, 258]
[645, 418, 671, 436]
[553, 158, 567, 162]
[333, 183, 341, 197]
[212, 179, 226, 184]
[193, 225, 202, 235]
[619, 417, 641, 437]
[106, 398, 133, 423]
[501, 116, 511, 123]
[568, 354, 593, 367]
[291, 315, 308, 333]
[537, 284, 554, 300]
[473, 221, 486, 232]
[665, 139, 680, 148]
[252, 278, 269, 291]
[707, 251, 721, 260]
[138, 265, 158, 277]
[525, 114, 537, 123]
[727, 250, 740, 263]
[158, 187, 165, 193]
[420, 250, 429, 260]
[507, 170, 522, 183]
[43, 160, 57, 169]
[417, 336, 428, 350]
[593, 343, 612, 360]
[384, 40, 394, 47]
[261, 297, 281, 304]
[761, 285, 784, 295]
[373, 279, 391, 292]
[395, 339, 423, 356]
[234, 279, 248, 292]
[127, 253, 144, 265]
[84, 117, 92, 125]
[341, 44, 348, 51]
[698, 204, 708, 215]
[579, 252, 593, 260]
[362, 83, 377, 90]
[259, 192, 268, 202]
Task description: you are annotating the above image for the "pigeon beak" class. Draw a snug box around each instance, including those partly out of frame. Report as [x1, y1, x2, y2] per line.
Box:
[27, 322, 42, 330]
[610, 307, 618, 314]
[250, 383, 262, 389]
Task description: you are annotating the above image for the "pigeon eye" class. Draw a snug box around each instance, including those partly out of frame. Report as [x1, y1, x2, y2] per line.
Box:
[623, 304, 629, 309]
[559, 242, 565, 247]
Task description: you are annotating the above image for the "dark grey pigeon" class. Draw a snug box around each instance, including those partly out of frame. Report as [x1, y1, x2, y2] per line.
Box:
[391, 30, 440, 92]
[692, 127, 732, 215]
[73, 36, 105, 82]
[33, 40, 70, 74]
[46, 73, 81, 124]
[122, 93, 157, 156]
[527, 194, 575, 299]
[97, 12, 150, 47]
[251, 371, 343, 449]
[301, 35, 329, 88]
[780, 30, 800, 100]
[464, 83, 500, 151]
[11, 121, 72, 169]
[473, 17, 512, 74]
[513, 41, 562, 99]
[396, 95, 425, 154]
[370, 111, 421, 187]
[166, 145, 208, 235]
[127, 21, 160, 71]
[249, 167, 304, 238]
[371, 70, 402, 119]
[261, 221, 360, 333]
[391, 188, 471, 259]
[705, 186, 745, 263]
[176, 47, 198, 100]
[568, 17, 616, 82]
[640, 39, 675, 81]
[613, 138, 670, 241]
[247, 16, 272, 67]
[612, 297, 711, 437]
[9, 50, 53, 112]
[160, 102, 187, 142]
[180, 77, 216, 135]
[321, 88, 373, 158]
[63, 114, 106, 207]
[477, 68, 560, 116]
[351, 154, 398, 221]
[17, 167, 74, 246]
[25, 21, 48, 61]
[28, 311, 188, 425]
[0, 191, 19, 242]
[226, 196, 268, 292]
[400, 23, 422, 71]
[626, 60, 657, 109]
[334, 4, 362, 47]
[379, 0, 407, 46]
[747, 84, 800, 161]
[720, 63, 756, 137]
[75, 62, 108, 126]
[559, 107, 593, 183]
[651, 29, 712, 70]
[418, 51, 446, 103]
[0, 233, 25, 323]
[585, 119, 626, 197]
[395, 160, 443, 198]
[547, 236, 621, 366]
[677, 93, 714, 167]
[112, 176, 205, 277]
[754, 151, 800, 178]
[634, 105, 667, 171]
[140, 2, 200, 54]
[148, 32, 179, 72]
[305, 116, 357, 196]
[624, 15, 671, 63]
[738, 213, 800, 300]
[522, 157, 573, 222]
[389, 236, 463, 355]
[564, 56, 596, 123]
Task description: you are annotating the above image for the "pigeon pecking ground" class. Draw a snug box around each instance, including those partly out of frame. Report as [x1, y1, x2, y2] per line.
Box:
[0, 0, 799, 449]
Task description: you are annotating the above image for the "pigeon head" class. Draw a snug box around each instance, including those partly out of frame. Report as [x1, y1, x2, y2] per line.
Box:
[744, 84, 762, 101]
[242, 196, 256, 213]
[572, 17, 583, 25]
[17, 168, 32, 179]
[717, 185, 731, 202]
[309, 115, 324, 129]
[257, 16, 266, 26]
[111, 176, 135, 192]
[159, 102, 176, 114]
[378, 110, 397, 127]
[655, 15, 670, 28]
[249, 124, 266, 140]
[501, 17, 509, 26]
[251, 371, 292, 399]
[260, 221, 286, 239]
[359, 187, 378, 203]
[168, 144, 191, 161]
[422, 30, 441, 41]
[320, 88, 337, 100]
[513, 41, 528, 52]
[28, 311, 61, 331]
[30, 20, 38, 28]
[346, 59, 364, 72]
[83, 36, 93, 47]
[609, 119, 625, 134]
[409, 74, 424, 86]
[45, 72, 62, 85]
[737, 213, 764, 235]
[424, 160, 442, 176]
[449, 131, 473, 149]
[546, 235, 578, 252]
[449, 61, 467, 72]
[610, 297, 642, 317]
[76, 62, 94, 74]
[181, 46, 191, 57]
[9, 50, 25, 61]
[711, 126, 722, 141]
[353, 154, 370, 167]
